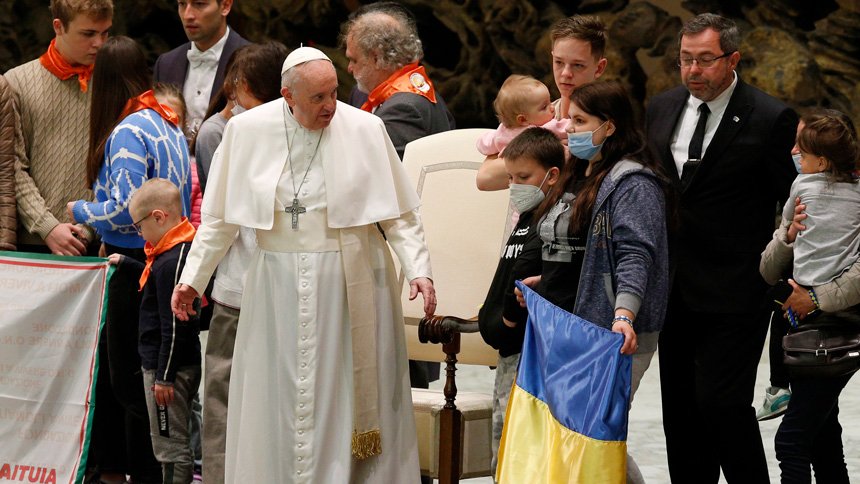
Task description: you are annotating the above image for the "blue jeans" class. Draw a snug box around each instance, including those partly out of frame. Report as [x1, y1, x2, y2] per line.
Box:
[774, 372, 853, 483]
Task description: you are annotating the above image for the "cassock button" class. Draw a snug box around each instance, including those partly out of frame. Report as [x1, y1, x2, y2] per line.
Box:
[299, 403, 305, 408]
[298, 444, 303, 448]
[301, 269, 307, 274]
[301, 363, 306, 368]
[301, 350, 307, 355]
[301, 336, 307, 341]
[300, 389, 305, 394]
[302, 282, 308, 288]
[302, 296, 308, 301]
[300, 377, 306, 381]
[302, 322, 307, 327]
[299, 419, 305, 423]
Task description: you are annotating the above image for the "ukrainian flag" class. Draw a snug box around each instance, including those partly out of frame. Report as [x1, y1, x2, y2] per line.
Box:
[496, 282, 632, 483]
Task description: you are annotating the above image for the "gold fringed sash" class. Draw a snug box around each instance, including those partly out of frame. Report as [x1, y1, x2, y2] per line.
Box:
[340, 226, 381, 459]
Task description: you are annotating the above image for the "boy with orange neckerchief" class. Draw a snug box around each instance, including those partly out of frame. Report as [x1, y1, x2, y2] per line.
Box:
[108, 178, 201, 484]
[6, 0, 112, 255]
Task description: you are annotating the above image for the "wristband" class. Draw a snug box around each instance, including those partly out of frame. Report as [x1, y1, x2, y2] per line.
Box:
[612, 315, 634, 328]
[808, 288, 821, 311]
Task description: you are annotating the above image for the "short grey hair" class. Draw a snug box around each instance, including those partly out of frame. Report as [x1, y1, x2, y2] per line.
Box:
[281, 59, 330, 90]
[339, 8, 423, 71]
[678, 13, 740, 54]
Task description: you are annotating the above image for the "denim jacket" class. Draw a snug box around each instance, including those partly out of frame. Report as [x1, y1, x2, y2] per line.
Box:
[572, 160, 669, 334]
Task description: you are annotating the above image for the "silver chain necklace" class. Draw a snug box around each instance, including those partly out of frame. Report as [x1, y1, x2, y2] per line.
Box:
[283, 103, 323, 229]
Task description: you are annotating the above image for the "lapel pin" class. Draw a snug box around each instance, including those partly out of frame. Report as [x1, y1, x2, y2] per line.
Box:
[733, 116, 740, 122]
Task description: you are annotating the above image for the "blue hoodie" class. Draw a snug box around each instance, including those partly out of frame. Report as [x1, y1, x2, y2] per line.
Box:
[571, 160, 669, 334]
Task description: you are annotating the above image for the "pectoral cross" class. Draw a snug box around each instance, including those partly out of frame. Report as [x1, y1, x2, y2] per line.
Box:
[286, 198, 306, 229]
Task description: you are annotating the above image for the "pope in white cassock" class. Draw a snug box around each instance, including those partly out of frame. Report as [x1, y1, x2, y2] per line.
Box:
[171, 47, 434, 484]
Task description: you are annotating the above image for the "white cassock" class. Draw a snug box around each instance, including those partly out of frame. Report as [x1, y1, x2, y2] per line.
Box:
[180, 99, 429, 484]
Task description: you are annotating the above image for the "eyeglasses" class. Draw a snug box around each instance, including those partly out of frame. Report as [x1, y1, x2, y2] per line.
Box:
[675, 52, 734, 69]
[132, 210, 165, 234]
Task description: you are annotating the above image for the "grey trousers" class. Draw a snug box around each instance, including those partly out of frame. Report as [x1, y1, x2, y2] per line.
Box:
[143, 366, 201, 484]
[201, 303, 240, 484]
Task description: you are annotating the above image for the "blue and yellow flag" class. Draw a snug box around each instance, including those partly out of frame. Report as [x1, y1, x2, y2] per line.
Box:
[496, 282, 632, 483]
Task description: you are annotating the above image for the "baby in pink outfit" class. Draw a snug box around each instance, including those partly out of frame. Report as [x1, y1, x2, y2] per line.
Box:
[477, 74, 568, 156]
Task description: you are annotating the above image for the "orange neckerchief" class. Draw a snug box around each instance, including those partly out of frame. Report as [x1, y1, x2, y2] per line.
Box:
[39, 38, 94, 92]
[139, 218, 196, 290]
[361, 62, 437, 113]
[121, 90, 179, 127]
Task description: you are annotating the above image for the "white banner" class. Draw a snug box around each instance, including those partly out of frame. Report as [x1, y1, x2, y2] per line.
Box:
[0, 252, 113, 484]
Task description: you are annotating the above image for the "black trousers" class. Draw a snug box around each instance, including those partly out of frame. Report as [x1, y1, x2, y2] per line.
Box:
[768, 311, 791, 388]
[658, 288, 771, 483]
[87, 244, 162, 483]
[775, 371, 852, 483]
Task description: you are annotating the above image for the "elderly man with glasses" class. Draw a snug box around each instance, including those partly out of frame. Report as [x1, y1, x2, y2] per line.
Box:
[644, 13, 798, 484]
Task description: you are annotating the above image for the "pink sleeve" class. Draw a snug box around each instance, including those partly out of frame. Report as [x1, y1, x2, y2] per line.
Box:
[477, 125, 504, 156]
[190, 161, 202, 229]
[540, 118, 570, 139]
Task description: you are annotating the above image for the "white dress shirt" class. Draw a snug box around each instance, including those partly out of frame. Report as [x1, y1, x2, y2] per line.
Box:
[184, 27, 230, 135]
[670, 71, 738, 177]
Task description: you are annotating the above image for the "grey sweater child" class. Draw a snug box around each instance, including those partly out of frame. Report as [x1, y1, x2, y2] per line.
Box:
[782, 172, 860, 286]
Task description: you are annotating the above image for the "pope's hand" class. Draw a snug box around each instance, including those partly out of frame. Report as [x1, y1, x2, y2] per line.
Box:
[410, 277, 436, 319]
[171, 284, 199, 321]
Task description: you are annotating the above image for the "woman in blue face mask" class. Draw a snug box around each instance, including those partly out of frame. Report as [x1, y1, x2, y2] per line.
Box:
[516, 80, 675, 483]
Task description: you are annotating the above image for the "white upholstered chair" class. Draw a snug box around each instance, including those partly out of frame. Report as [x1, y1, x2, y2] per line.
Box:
[395, 128, 511, 483]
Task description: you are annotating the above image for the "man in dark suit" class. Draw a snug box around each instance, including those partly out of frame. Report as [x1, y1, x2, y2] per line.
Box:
[153, 0, 249, 136]
[340, 2, 452, 159]
[645, 13, 797, 483]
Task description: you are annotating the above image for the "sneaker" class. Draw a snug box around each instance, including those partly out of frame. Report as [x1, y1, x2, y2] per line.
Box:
[756, 386, 791, 421]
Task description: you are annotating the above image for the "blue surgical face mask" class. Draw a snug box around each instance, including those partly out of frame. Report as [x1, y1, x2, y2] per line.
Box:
[567, 121, 608, 161]
[792, 153, 802, 174]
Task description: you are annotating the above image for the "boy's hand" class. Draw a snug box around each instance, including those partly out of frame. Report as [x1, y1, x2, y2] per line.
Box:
[154, 383, 174, 407]
[514, 275, 541, 307]
[107, 254, 122, 265]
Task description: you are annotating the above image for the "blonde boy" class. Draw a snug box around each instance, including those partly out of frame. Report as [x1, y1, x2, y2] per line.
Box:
[108, 178, 201, 484]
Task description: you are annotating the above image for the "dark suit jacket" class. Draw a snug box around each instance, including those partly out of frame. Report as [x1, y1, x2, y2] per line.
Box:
[645, 76, 798, 313]
[348, 86, 455, 159]
[152, 29, 251, 104]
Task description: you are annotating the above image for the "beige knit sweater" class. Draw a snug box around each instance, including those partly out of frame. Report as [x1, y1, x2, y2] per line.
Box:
[6, 58, 94, 247]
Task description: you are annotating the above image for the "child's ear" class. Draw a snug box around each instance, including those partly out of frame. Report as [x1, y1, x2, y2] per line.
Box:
[515, 113, 529, 127]
[153, 209, 168, 225]
[546, 166, 561, 186]
[818, 156, 829, 173]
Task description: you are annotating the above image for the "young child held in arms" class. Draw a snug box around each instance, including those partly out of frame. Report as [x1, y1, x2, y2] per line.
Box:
[477, 75, 568, 156]
[108, 178, 201, 484]
[477, 127, 563, 475]
[784, 113, 860, 296]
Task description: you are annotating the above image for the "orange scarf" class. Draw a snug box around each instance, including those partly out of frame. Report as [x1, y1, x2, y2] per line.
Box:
[361, 62, 437, 112]
[39, 38, 94, 92]
[139, 218, 196, 290]
[121, 90, 179, 127]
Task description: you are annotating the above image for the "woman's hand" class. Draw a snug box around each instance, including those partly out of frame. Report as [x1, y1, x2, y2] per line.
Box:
[782, 278, 817, 319]
[786, 198, 807, 244]
[612, 309, 638, 354]
[514, 275, 541, 307]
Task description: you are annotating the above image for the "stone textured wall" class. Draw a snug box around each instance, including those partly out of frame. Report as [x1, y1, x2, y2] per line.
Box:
[1, 0, 858, 128]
